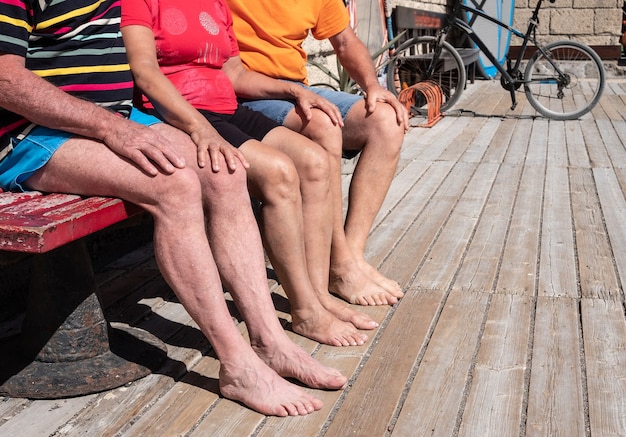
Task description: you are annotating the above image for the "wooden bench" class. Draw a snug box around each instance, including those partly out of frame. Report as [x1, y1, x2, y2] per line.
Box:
[0, 191, 166, 399]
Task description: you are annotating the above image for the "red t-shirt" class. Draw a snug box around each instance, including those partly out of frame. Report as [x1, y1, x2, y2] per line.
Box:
[122, 0, 239, 114]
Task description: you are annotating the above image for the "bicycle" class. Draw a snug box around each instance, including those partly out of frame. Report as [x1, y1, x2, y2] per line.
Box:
[387, 0, 606, 120]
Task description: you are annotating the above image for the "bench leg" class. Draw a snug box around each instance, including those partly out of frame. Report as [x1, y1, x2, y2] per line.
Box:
[0, 239, 166, 399]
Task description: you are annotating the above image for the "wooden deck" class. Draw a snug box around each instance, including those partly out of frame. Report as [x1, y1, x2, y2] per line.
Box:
[2, 78, 626, 436]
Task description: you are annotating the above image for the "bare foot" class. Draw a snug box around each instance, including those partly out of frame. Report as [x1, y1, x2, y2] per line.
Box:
[251, 334, 348, 390]
[318, 293, 379, 330]
[329, 259, 400, 306]
[357, 258, 404, 298]
[219, 353, 323, 416]
[291, 305, 368, 347]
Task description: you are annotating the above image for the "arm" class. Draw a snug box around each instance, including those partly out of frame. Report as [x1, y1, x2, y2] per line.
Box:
[0, 52, 185, 176]
[121, 25, 248, 172]
[222, 56, 343, 126]
[329, 27, 409, 129]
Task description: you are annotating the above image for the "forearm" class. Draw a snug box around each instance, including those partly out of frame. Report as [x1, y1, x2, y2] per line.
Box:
[331, 29, 380, 93]
[224, 56, 299, 101]
[232, 70, 301, 101]
[132, 67, 210, 135]
[0, 55, 124, 141]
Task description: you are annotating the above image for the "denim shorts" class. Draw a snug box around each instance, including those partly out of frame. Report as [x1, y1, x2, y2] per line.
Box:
[240, 82, 363, 158]
[0, 109, 160, 192]
[240, 82, 363, 124]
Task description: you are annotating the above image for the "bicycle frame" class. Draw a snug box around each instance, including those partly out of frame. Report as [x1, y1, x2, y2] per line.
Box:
[437, 0, 561, 109]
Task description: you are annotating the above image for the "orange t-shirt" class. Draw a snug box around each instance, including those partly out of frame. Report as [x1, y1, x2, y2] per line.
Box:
[226, 0, 349, 84]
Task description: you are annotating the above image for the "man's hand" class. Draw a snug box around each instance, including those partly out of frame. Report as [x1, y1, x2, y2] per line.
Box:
[102, 118, 186, 176]
[292, 87, 344, 127]
[363, 85, 410, 131]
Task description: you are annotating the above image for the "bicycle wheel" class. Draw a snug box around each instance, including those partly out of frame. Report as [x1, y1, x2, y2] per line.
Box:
[524, 40, 605, 120]
[387, 36, 466, 113]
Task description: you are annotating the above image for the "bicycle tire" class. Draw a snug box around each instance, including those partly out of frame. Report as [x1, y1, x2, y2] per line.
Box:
[524, 40, 605, 120]
[387, 36, 466, 113]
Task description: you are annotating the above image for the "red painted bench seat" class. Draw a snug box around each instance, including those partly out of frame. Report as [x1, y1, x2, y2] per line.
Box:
[0, 191, 141, 254]
[0, 190, 165, 399]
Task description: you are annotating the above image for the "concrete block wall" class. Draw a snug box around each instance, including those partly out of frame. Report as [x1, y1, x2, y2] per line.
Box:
[513, 0, 621, 46]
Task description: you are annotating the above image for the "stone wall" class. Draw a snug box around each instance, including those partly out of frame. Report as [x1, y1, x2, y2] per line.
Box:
[305, 0, 623, 84]
[513, 0, 621, 47]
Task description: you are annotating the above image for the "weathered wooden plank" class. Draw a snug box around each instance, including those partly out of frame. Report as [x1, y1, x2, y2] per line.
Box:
[371, 158, 432, 235]
[189, 399, 263, 437]
[396, 114, 457, 168]
[0, 398, 30, 427]
[461, 117, 502, 163]
[438, 116, 488, 163]
[391, 290, 489, 436]
[538, 165, 578, 297]
[569, 168, 620, 299]
[526, 118, 549, 165]
[598, 94, 625, 122]
[123, 355, 222, 436]
[416, 117, 473, 163]
[503, 118, 533, 165]
[324, 285, 444, 436]
[417, 162, 498, 290]
[579, 118, 612, 168]
[526, 297, 585, 436]
[458, 293, 532, 436]
[596, 118, 626, 168]
[480, 118, 515, 163]
[594, 168, 626, 296]
[0, 395, 97, 437]
[463, 85, 509, 118]
[565, 120, 591, 168]
[581, 298, 626, 436]
[380, 162, 476, 288]
[452, 163, 522, 292]
[62, 299, 212, 436]
[496, 163, 545, 295]
[547, 118, 568, 167]
[364, 160, 454, 282]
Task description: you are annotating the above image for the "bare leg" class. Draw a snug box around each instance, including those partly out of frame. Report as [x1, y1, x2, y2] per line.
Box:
[285, 104, 403, 306]
[240, 134, 369, 346]
[340, 102, 406, 300]
[26, 124, 345, 416]
[259, 127, 378, 328]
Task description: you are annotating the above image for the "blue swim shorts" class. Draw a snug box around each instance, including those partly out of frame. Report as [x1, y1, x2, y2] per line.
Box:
[0, 109, 160, 192]
[240, 82, 363, 124]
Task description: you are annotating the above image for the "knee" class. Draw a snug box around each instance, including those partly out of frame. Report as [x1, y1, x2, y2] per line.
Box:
[262, 155, 301, 203]
[302, 111, 344, 159]
[149, 167, 203, 212]
[298, 146, 331, 188]
[201, 164, 248, 198]
[369, 104, 405, 148]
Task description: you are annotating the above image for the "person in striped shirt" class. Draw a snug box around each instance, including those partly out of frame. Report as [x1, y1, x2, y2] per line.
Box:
[0, 0, 347, 416]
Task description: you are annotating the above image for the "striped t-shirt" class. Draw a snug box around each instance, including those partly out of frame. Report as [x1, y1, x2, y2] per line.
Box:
[0, 0, 134, 161]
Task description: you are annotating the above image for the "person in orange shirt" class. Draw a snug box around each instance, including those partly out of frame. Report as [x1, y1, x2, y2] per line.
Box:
[227, 0, 409, 306]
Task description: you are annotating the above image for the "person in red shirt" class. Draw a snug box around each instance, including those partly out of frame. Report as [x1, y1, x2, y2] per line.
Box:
[121, 0, 379, 347]
[0, 0, 348, 417]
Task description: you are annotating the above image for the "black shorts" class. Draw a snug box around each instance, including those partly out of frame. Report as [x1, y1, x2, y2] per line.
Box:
[146, 106, 279, 148]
